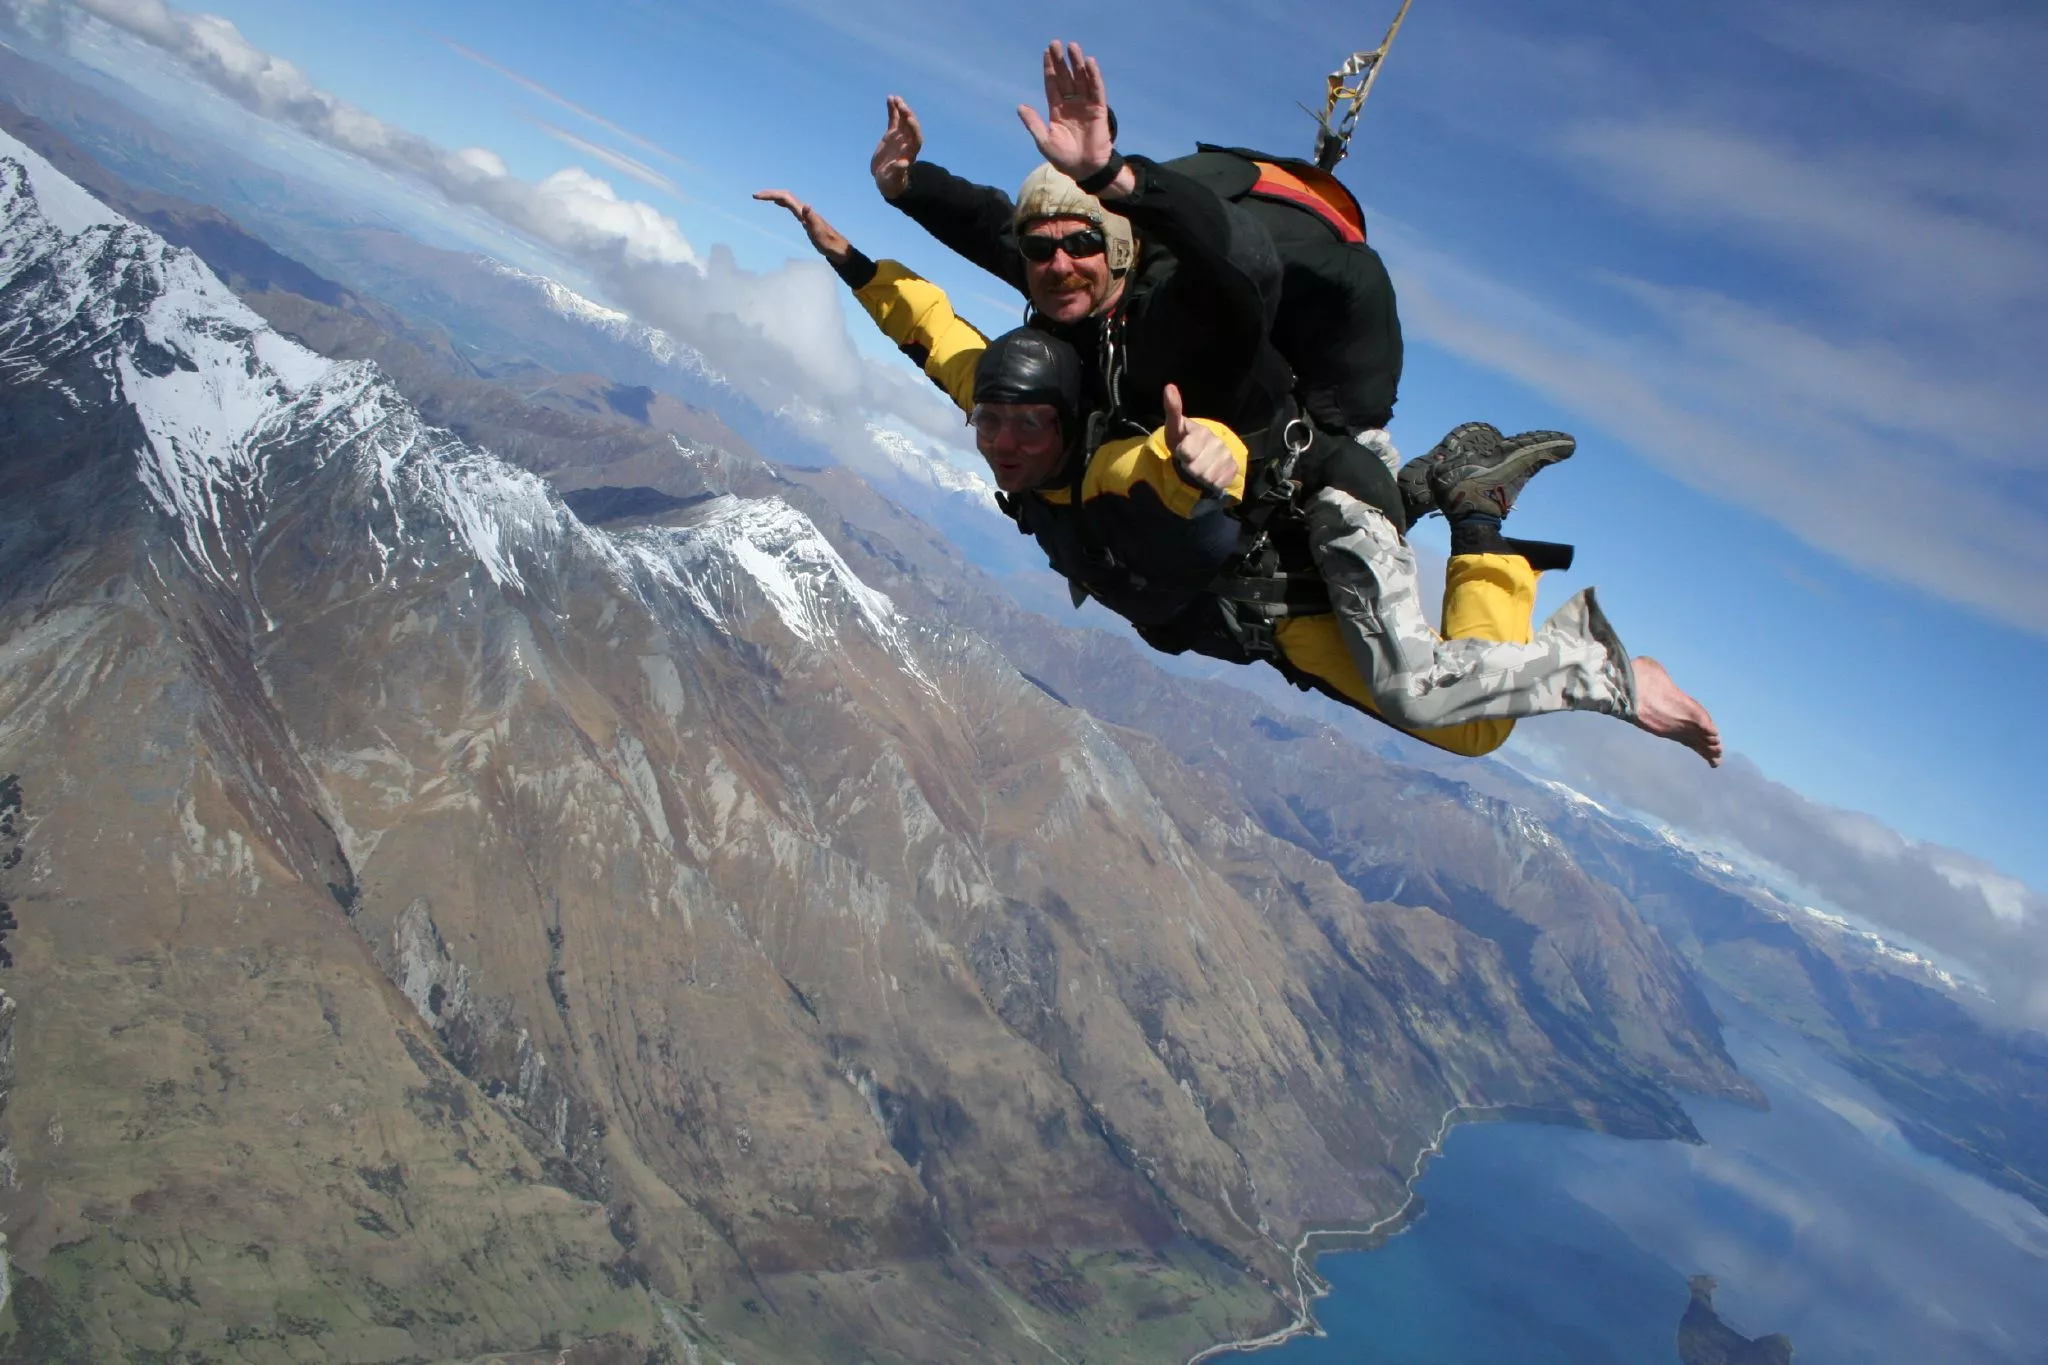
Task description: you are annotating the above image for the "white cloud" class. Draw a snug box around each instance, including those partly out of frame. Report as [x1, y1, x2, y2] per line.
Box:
[527, 120, 685, 201]
[1932, 858, 2032, 926]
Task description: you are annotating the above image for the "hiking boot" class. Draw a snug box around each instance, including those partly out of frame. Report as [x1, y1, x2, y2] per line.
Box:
[1429, 428, 1576, 522]
[1397, 421, 1500, 525]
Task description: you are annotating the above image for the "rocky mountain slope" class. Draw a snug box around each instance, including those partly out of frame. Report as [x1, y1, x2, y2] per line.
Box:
[0, 127, 1769, 1363]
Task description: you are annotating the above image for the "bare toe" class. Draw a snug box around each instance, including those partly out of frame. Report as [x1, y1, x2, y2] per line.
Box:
[1632, 657, 1722, 767]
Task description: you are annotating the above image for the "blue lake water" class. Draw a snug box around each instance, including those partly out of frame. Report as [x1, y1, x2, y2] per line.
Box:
[1260, 1005, 2048, 1364]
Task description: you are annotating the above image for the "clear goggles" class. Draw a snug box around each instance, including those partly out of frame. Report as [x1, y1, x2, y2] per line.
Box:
[968, 405, 1060, 438]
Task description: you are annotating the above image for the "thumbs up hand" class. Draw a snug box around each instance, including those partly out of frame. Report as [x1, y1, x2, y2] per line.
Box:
[1164, 384, 1240, 501]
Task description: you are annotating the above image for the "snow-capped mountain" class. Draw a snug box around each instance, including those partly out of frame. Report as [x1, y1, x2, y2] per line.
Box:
[476, 255, 726, 389]
[1527, 777, 1982, 998]
[865, 422, 992, 500]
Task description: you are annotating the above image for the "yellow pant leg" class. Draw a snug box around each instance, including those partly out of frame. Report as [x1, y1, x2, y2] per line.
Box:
[1442, 552, 1538, 646]
[1270, 553, 1540, 758]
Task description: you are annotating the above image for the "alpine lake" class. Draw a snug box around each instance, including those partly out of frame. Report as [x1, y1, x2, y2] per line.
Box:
[1253, 998, 2048, 1365]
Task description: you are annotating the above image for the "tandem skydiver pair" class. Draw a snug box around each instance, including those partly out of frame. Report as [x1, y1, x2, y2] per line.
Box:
[757, 41, 1722, 768]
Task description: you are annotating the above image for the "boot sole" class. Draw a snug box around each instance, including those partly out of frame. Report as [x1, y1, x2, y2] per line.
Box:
[1437, 435, 1576, 516]
[1400, 422, 1502, 519]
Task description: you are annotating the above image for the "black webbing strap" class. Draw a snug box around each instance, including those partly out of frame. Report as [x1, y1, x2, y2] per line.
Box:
[1208, 571, 1331, 611]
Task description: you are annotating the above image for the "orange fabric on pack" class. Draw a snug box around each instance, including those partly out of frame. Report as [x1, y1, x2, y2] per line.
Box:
[1249, 161, 1367, 244]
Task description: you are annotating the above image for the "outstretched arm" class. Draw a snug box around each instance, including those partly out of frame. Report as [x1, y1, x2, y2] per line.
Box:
[756, 189, 987, 412]
[873, 96, 1029, 294]
[753, 188, 854, 267]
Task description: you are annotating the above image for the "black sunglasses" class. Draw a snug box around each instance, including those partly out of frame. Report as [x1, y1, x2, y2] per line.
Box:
[1017, 228, 1107, 263]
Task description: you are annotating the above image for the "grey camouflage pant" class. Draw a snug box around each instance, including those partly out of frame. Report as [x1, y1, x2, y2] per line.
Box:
[1305, 488, 1638, 729]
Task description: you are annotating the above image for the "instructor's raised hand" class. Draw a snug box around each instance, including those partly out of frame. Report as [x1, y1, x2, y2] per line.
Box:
[871, 95, 923, 200]
[1017, 42, 1131, 197]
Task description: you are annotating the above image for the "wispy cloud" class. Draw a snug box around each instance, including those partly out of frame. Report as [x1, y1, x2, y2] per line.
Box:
[525, 115, 683, 199]
[12, 0, 699, 268]
[1731, 0, 2048, 145]
[1340, 0, 2047, 639]
[1385, 224, 2048, 636]
[439, 37, 696, 171]
[751, 0, 1024, 118]
[1560, 119, 2048, 327]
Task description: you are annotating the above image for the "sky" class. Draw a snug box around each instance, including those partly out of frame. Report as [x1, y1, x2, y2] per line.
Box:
[3, 0, 2044, 1006]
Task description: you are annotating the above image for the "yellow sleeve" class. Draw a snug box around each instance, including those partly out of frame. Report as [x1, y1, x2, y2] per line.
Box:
[1083, 419, 1249, 513]
[851, 260, 986, 414]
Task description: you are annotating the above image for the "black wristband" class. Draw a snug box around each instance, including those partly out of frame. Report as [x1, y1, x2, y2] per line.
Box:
[1075, 152, 1126, 195]
[831, 249, 878, 291]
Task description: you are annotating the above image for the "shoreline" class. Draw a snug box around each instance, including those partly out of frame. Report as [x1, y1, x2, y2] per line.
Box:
[1183, 1102, 1508, 1363]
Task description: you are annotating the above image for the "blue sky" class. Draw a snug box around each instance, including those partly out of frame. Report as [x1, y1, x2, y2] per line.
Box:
[11, 0, 2045, 900]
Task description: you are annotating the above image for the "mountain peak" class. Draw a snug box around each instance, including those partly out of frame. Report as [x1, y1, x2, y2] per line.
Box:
[0, 130, 122, 237]
[622, 493, 936, 688]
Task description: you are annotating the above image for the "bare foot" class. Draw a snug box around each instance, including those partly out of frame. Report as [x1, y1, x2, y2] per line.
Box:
[1631, 657, 1723, 767]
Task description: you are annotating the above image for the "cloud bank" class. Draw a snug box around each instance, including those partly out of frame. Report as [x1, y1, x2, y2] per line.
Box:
[1508, 713, 2048, 1030]
[9, 0, 973, 477]
[32, 0, 697, 269]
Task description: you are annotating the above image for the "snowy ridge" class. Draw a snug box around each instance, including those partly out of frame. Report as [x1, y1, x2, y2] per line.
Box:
[120, 255, 337, 577]
[0, 130, 122, 236]
[1645, 821, 1986, 996]
[0, 148, 317, 576]
[620, 496, 935, 692]
[866, 423, 992, 500]
[475, 257, 724, 386]
[268, 367, 576, 595]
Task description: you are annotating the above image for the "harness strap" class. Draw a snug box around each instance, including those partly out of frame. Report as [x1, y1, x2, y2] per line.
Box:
[1209, 573, 1331, 611]
[1202, 403, 1333, 649]
[1216, 599, 1280, 660]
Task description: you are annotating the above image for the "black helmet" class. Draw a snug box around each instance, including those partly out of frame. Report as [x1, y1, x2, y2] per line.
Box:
[973, 327, 1084, 445]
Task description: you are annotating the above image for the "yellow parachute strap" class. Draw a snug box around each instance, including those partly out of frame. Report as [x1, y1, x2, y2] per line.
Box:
[1311, 0, 1415, 170]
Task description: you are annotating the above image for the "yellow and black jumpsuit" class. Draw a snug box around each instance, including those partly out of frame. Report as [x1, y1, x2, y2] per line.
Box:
[843, 255, 1542, 758]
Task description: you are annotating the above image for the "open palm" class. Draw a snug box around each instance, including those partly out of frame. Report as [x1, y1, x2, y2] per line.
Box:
[1017, 41, 1114, 181]
[870, 95, 922, 200]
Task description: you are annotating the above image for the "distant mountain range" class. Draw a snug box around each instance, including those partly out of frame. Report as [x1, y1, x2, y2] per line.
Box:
[0, 50, 2041, 1365]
